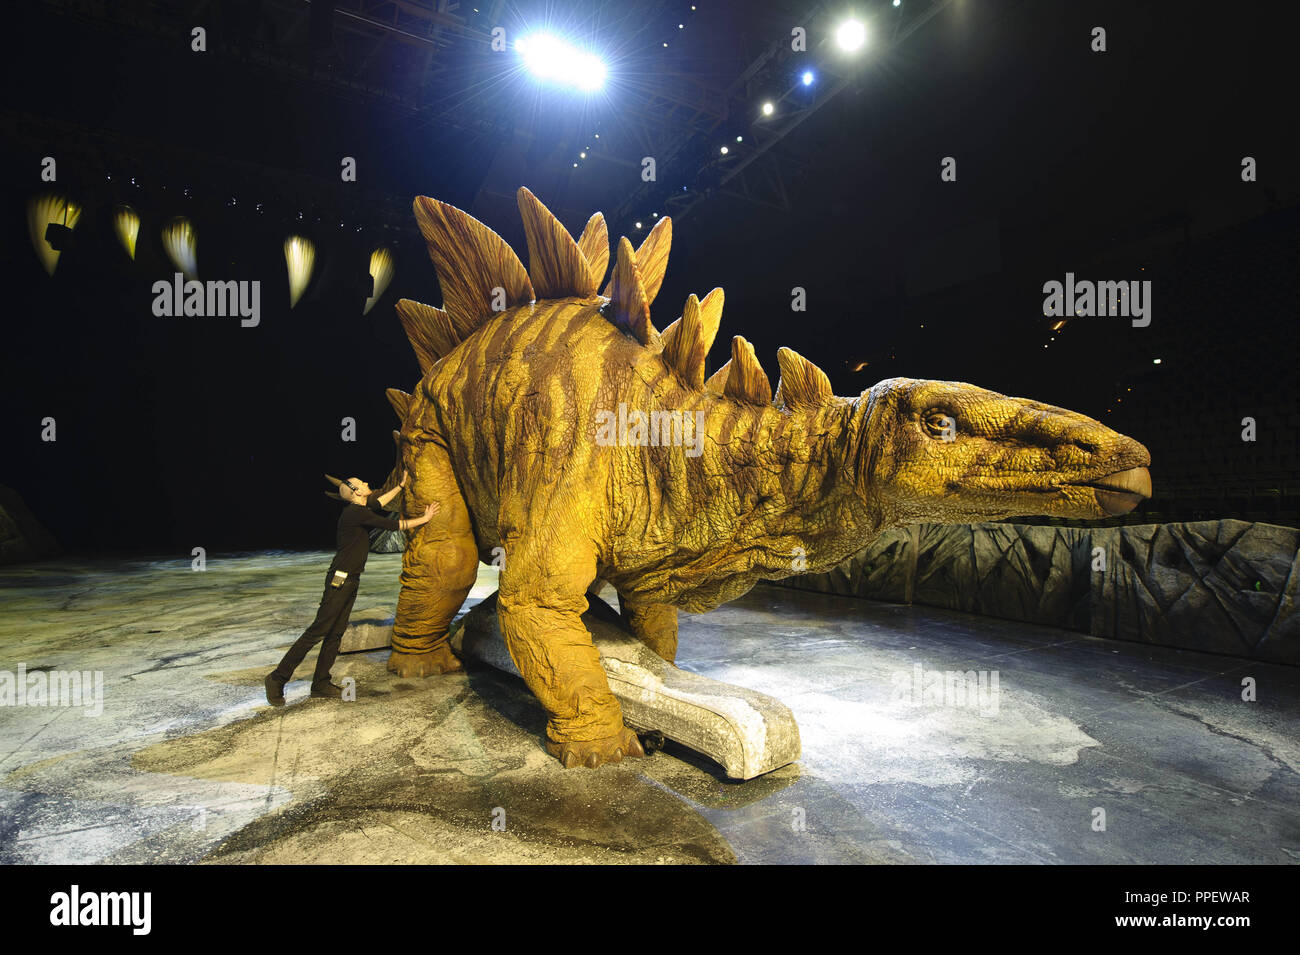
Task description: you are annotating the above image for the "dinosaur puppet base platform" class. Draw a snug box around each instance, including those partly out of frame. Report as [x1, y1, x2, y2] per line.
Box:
[342, 596, 801, 780]
[452, 593, 801, 781]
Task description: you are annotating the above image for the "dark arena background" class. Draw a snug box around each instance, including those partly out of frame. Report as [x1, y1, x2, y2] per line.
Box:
[0, 0, 1297, 908]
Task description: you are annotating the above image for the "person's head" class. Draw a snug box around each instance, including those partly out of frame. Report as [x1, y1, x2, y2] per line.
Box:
[339, 477, 373, 504]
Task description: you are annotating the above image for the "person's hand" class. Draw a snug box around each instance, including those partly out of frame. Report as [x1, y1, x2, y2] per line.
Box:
[423, 501, 441, 520]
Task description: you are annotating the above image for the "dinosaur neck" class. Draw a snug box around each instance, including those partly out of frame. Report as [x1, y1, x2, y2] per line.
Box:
[639, 389, 881, 580]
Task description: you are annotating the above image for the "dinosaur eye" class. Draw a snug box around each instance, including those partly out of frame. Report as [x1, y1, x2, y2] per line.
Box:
[922, 411, 957, 440]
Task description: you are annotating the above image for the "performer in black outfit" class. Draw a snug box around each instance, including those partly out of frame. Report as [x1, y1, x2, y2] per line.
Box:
[265, 472, 439, 704]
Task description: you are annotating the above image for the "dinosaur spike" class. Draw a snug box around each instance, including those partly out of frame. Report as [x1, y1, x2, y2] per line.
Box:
[724, 336, 772, 405]
[517, 187, 598, 299]
[660, 317, 681, 352]
[386, 388, 412, 422]
[602, 216, 671, 306]
[662, 294, 707, 389]
[412, 195, 534, 335]
[697, 287, 724, 354]
[395, 299, 458, 375]
[774, 347, 834, 410]
[576, 212, 610, 289]
[634, 217, 671, 305]
[704, 360, 732, 396]
[607, 237, 660, 346]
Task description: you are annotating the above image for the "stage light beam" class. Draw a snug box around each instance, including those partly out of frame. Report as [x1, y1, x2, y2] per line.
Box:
[363, 247, 395, 315]
[27, 194, 82, 276]
[114, 204, 140, 260]
[283, 235, 316, 308]
[161, 217, 198, 280]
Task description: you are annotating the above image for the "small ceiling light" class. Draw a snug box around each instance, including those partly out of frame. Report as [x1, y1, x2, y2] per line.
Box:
[720, 145, 729, 154]
[1153, 358, 1162, 364]
[580, 152, 587, 158]
[736, 135, 743, 142]
[801, 70, 814, 85]
[635, 221, 643, 229]
[762, 101, 774, 116]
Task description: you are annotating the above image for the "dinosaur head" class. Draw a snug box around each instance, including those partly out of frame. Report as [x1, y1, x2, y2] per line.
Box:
[853, 377, 1151, 524]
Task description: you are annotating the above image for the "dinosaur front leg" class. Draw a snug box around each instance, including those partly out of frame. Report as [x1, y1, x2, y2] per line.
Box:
[497, 538, 645, 768]
[389, 439, 478, 677]
[618, 596, 679, 664]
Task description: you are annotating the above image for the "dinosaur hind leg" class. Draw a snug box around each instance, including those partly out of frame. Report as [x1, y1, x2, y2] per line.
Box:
[389, 438, 478, 677]
[618, 595, 679, 665]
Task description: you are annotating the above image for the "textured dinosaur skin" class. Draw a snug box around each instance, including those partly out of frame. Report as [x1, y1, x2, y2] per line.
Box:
[380, 187, 1152, 769]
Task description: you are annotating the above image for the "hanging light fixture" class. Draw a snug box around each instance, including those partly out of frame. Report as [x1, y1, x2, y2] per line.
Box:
[284, 235, 316, 308]
[27, 193, 82, 276]
[161, 217, 198, 279]
[363, 247, 395, 315]
[114, 204, 140, 260]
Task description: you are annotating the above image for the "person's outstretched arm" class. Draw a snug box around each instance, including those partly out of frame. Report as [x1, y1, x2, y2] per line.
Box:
[359, 498, 440, 533]
[398, 501, 440, 533]
[374, 471, 409, 509]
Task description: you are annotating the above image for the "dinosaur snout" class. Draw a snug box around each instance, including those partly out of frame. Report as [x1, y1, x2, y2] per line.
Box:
[1088, 465, 1152, 515]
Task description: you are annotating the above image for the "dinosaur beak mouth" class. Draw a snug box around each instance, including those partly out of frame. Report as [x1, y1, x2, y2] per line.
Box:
[1068, 466, 1152, 515]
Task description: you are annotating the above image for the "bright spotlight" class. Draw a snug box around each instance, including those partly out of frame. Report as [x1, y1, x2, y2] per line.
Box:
[836, 19, 866, 52]
[720, 145, 729, 155]
[762, 101, 774, 115]
[801, 70, 814, 86]
[736, 135, 743, 142]
[516, 33, 606, 91]
[580, 151, 587, 158]
[635, 221, 643, 229]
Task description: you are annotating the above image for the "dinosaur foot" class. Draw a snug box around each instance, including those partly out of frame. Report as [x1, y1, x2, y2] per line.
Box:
[387, 644, 463, 677]
[546, 727, 646, 769]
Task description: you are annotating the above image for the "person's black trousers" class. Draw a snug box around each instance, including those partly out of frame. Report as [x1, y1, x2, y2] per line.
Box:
[273, 571, 359, 687]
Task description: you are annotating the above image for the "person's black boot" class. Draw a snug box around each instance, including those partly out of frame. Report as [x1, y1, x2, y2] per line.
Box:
[265, 673, 287, 706]
[310, 681, 344, 700]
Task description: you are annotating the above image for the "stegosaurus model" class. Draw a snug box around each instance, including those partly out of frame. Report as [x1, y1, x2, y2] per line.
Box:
[377, 187, 1152, 768]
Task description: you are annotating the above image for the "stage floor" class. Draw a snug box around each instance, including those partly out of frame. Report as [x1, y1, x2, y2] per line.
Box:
[1, 552, 1297, 864]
